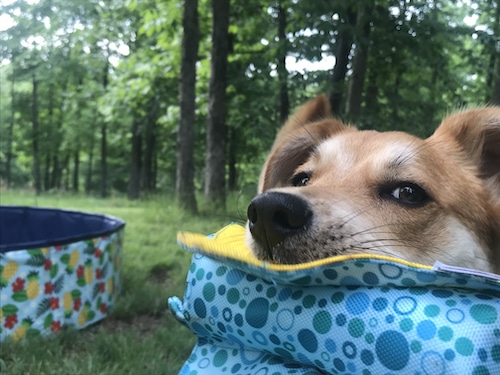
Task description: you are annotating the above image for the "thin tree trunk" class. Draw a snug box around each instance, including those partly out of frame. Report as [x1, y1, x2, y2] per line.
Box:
[227, 127, 237, 191]
[128, 120, 142, 200]
[205, 0, 230, 209]
[44, 154, 51, 191]
[100, 123, 108, 197]
[141, 101, 157, 193]
[51, 155, 59, 189]
[6, 77, 15, 187]
[63, 154, 70, 191]
[329, 8, 355, 115]
[72, 150, 79, 192]
[176, 0, 200, 213]
[100, 61, 109, 198]
[85, 131, 95, 194]
[277, 1, 289, 124]
[492, 56, 500, 105]
[345, 5, 372, 119]
[32, 74, 41, 194]
[491, 0, 500, 105]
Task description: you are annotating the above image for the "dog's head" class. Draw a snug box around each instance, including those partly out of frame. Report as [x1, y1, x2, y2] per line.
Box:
[246, 95, 500, 273]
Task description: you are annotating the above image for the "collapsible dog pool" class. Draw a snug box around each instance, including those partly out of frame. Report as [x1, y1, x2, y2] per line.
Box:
[0, 206, 125, 342]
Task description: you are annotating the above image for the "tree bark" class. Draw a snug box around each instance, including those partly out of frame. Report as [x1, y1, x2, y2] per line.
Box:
[72, 150, 79, 192]
[6, 76, 15, 187]
[492, 56, 500, 105]
[329, 8, 356, 115]
[141, 100, 157, 193]
[227, 127, 237, 191]
[345, 5, 372, 119]
[176, 0, 200, 213]
[277, 1, 289, 124]
[44, 154, 51, 191]
[100, 123, 108, 197]
[128, 120, 142, 200]
[100, 62, 109, 198]
[85, 138, 94, 194]
[491, 0, 500, 105]
[31, 73, 41, 194]
[205, 0, 230, 209]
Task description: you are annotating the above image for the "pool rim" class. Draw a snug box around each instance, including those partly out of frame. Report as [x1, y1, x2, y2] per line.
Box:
[0, 205, 126, 253]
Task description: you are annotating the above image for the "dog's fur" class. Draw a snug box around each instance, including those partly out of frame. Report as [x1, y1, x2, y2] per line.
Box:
[246, 95, 500, 274]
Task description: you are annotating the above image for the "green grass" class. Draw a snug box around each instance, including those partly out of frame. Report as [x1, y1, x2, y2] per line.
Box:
[0, 190, 250, 375]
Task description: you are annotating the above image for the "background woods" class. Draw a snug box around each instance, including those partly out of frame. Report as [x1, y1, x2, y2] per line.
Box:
[1, 0, 500, 207]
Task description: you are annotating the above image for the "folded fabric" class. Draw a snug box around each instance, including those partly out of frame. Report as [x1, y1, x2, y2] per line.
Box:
[168, 224, 500, 375]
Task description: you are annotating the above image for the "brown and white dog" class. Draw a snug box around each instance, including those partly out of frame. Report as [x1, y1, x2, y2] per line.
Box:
[246, 95, 500, 274]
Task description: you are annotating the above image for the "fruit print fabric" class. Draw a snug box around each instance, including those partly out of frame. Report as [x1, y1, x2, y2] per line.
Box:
[168, 224, 500, 375]
[0, 230, 124, 342]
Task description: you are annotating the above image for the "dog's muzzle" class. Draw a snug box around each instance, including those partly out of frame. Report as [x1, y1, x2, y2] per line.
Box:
[247, 191, 312, 256]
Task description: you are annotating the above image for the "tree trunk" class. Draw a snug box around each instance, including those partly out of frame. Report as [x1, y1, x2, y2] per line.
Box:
[100, 61, 109, 198]
[227, 127, 237, 191]
[277, 1, 289, 124]
[176, 0, 200, 213]
[205, 0, 230, 209]
[72, 150, 79, 192]
[51, 155, 60, 189]
[141, 101, 157, 193]
[492, 56, 500, 105]
[128, 120, 142, 200]
[100, 123, 108, 197]
[6, 77, 15, 187]
[44, 154, 51, 191]
[345, 5, 372, 119]
[32, 74, 41, 194]
[491, 0, 500, 105]
[85, 131, 95, 194]
[329, 8, 356, 115]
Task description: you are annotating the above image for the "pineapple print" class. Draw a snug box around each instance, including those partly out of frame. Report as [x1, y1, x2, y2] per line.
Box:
[78, 304, 90, 326]
[12, 318, 33, 342]
[2, 261, 19, 280]
[107, 278, 114, 294]
[68, 250, 80, 272]
[26, 272, 40, 299]
[84, 261, 93, 284]
[63, 292, 73, 312]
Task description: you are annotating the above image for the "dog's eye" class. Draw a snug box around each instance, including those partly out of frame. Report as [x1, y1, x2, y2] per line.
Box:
[291, 172, 310, 187]
[388, 183, 430, 206]
[380, 182, 430, 207]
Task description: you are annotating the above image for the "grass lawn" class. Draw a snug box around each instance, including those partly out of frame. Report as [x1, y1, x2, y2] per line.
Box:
[0, 190, 249, 375]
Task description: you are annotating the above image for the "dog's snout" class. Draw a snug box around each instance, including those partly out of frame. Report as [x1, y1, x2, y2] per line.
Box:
[247, 192, 312, 254]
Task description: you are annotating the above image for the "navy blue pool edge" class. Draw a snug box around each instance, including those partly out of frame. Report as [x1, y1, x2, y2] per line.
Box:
[0, 206, 126, 253]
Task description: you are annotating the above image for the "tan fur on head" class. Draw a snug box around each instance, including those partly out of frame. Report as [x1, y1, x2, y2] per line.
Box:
[247, 95, 500, 274]
[259, 95, 356, 192]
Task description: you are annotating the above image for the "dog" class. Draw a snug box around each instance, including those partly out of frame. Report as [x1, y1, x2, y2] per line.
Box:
[246, 95, 500, 274]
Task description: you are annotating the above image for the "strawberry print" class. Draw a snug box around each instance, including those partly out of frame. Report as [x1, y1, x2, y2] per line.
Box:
[44, 282, 55, 294]
[12, 278, 25, 292]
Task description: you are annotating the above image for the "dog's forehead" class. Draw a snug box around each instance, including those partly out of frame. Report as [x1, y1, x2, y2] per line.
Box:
[314, 131, 423, 172]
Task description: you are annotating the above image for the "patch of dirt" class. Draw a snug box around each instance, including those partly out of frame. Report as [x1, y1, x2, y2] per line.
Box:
[97, 314, 167, 335]
[148, 263, 176, 285]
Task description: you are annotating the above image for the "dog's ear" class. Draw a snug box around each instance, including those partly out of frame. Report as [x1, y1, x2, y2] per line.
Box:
[430, 107, 500, 197]
[259, 95, 353, 192]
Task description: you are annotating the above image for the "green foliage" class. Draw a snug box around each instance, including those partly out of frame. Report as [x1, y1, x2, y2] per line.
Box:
[0, 0, 498, 194]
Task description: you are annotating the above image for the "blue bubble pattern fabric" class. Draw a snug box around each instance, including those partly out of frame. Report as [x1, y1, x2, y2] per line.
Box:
[168, 225, 500, 375]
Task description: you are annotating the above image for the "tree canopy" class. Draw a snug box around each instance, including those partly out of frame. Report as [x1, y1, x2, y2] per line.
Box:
[1, 0, 499, 205]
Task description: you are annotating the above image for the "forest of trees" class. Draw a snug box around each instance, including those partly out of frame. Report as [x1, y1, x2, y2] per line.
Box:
[1, 0, 499, 212]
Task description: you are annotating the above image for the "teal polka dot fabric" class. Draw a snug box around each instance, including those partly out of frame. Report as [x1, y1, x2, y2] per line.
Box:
[168, 229, 500, 375]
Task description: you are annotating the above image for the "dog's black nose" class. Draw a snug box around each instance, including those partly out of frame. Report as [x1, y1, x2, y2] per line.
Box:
[247, 192, 312, 252]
